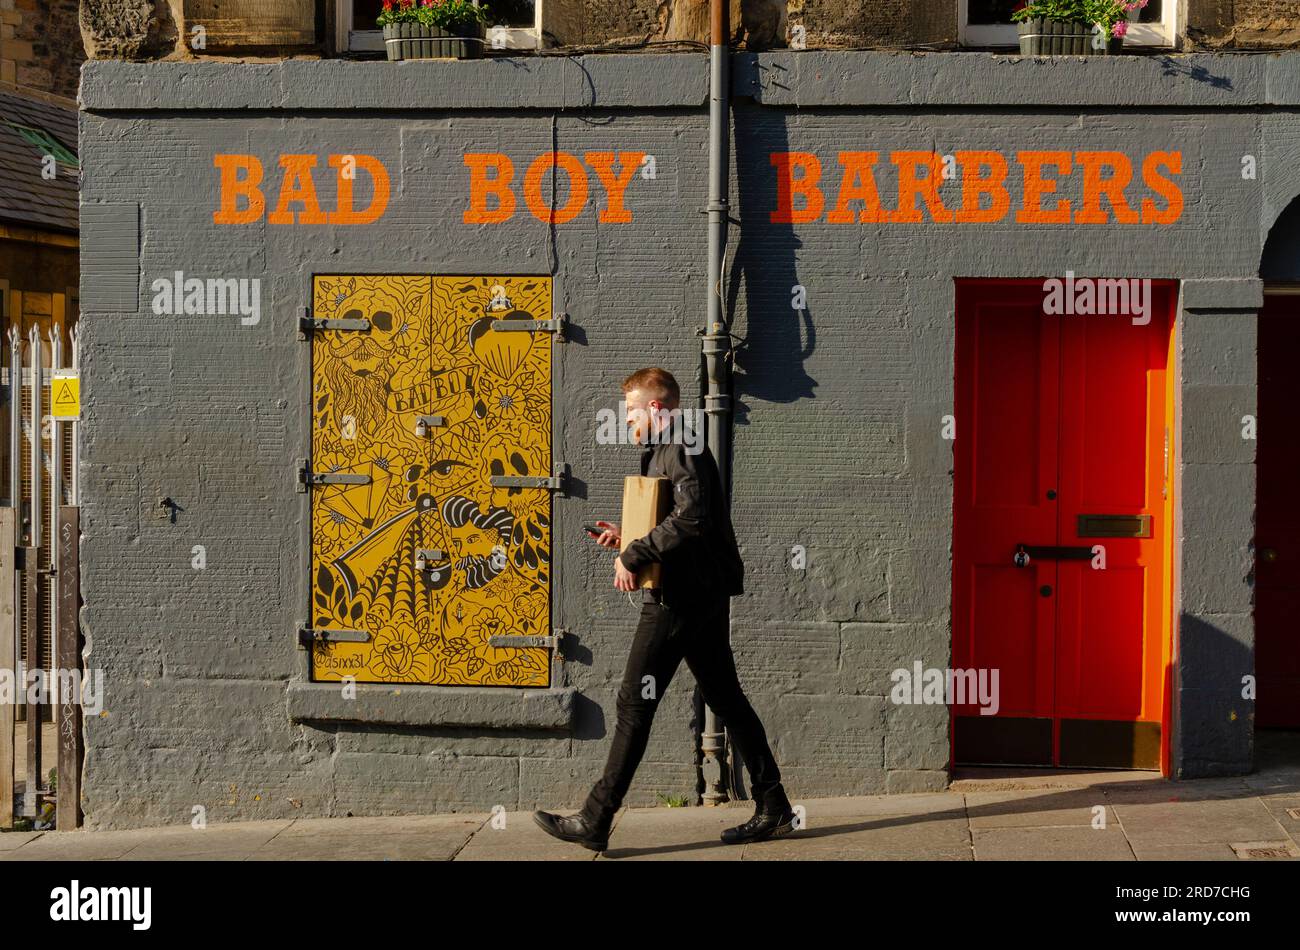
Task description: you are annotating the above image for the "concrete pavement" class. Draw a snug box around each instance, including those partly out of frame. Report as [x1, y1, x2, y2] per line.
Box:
[4, 758, 1299, 860]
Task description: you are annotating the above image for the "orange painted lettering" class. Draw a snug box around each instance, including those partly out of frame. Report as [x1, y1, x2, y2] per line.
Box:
[1141, 151, 1183, 224]
[212, 154, 265, 225]
[827, 152, 886, 223]
[770, 152, 824, 224]
[523, 152, 588, 225]
[1016, 151, 1073, 224]
[268, 155, 328, 225]
[1075, 151, 1139, 224]
[463, 153, 516, 224]
[328, 154, 390, 225]
[890, 152, 953, 223]
[954, 151, 1010, 224]
[584, 151, 644, 224]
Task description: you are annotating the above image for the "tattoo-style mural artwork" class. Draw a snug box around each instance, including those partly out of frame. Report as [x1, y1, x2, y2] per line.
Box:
[309, 275, 552, 687]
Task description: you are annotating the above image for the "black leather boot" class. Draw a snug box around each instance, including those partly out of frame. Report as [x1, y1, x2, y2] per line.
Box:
[532, 810, 613, 852]
[720, 789, 797, 845]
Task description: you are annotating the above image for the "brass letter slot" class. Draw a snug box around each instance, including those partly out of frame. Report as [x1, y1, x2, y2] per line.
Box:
[1076, 514, 1152, 538]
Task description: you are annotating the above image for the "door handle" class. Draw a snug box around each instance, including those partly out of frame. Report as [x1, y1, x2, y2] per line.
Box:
[1013, 543, 1095, 567]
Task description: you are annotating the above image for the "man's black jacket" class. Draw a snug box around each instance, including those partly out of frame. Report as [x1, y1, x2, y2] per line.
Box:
[616, 436, 744, 608]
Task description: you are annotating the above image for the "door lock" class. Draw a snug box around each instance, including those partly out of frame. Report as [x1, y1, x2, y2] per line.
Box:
[414, 549, 445, 572]
[414, 415, 445, 438]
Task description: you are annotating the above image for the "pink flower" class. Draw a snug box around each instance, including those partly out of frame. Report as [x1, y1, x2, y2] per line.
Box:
[1112, 19, 1129, 37]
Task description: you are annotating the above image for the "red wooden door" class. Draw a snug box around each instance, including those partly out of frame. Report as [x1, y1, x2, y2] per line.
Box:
[954, 280, 1174, 770]
[953, 283, 1060, 764]
[1257, 295, 1300, 728]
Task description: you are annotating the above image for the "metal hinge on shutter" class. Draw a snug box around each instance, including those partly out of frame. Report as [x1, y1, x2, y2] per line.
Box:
[492, 312, 567, 340]
[299, 306, 370, 339]
[298, 624, 371, 646]
[297, 458, 373, 493]
[489, 462, 569, 495]
[488, 628, 567, 654]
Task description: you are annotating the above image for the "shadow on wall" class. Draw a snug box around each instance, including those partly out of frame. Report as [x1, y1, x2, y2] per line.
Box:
[727, 101, 818, 420]
[1173, 614, 1256, 776]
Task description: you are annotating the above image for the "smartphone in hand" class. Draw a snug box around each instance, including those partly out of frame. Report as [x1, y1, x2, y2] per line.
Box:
[585, 521, 621, 548]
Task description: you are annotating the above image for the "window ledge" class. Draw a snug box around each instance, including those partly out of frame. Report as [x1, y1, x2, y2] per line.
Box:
[286, 680, 577, 729]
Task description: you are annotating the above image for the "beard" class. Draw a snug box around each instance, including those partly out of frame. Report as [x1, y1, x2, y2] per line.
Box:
[456, 552, 505, 590]
[326, 352, 390, 433]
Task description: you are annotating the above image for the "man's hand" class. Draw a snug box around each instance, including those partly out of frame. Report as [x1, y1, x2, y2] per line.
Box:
[594, 520, 622, 549]
[614, 555, 637, 592]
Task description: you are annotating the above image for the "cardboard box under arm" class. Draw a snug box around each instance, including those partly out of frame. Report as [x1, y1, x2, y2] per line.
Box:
[620, 476, 673, 589]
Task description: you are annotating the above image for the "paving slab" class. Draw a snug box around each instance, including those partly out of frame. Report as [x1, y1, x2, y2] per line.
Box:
[1, 820, 296, 861]
[950, 767, 1156, 792]
[1256, 793, 1300, 842]
[965, 789, 1116, 829]
[1127, 842, 1241, 860]
[1102, 777, 1254, 804]
[277, 814, 486, 837]
[598, 806, 746, 860]
[972, 826, 1135, 860]
[250, 831, 477, 861]
[1, 831, 159, 861]
[0, 831, 44, 852]
[453, 809, 608, 861]
[790, 793, 966, 819]
[742, 814, 972, 861]
[1242, 771, 1300, 795]
[117, 824, 295, 860]
[1112, 796, 1288, 848]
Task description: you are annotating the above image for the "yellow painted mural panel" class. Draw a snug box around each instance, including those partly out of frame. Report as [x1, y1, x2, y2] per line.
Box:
[309, 275, 552, 687]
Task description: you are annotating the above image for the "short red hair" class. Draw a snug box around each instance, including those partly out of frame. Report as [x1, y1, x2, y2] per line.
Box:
[621, 367, 680, 405]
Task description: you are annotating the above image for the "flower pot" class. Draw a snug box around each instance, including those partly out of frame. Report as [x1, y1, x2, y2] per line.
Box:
[1017, 17, 1124, 56]
[383, 21, 484, 61]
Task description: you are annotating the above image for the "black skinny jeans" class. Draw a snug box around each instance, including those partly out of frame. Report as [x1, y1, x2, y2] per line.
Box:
[581, 595, 786, 824]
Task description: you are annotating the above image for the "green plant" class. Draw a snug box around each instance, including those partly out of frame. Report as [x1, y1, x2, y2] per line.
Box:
[1012, 0, 1148, 36]
[378, 0, 491, 30]
[656, 793, 689, 808]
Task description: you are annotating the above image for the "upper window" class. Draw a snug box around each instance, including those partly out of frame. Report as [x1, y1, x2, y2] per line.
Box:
[959, 0, 1177, 48]
[335, 0, 541, 54]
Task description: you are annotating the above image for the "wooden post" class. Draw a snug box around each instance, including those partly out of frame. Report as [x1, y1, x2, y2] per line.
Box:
[0, 508, 14, 829]
[55, 506, 80, 830]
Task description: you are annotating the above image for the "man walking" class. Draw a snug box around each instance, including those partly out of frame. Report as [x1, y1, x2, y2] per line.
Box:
[533, 367, 795, 852]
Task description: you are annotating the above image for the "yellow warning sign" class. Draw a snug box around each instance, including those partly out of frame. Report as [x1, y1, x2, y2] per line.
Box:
[50, 374, 79, 420]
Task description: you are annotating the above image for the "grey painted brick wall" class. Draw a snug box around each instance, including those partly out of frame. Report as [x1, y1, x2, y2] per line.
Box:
[77, 52, 1286, 829]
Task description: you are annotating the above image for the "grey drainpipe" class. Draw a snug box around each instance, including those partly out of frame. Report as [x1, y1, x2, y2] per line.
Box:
[700, 0, 733, 806]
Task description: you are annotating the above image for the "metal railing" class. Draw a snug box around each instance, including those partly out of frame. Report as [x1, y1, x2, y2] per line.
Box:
[0, 323, 81, 829]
